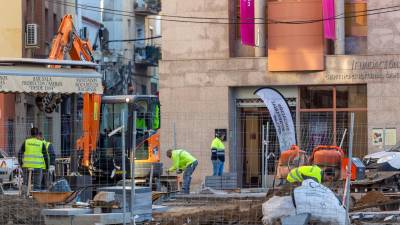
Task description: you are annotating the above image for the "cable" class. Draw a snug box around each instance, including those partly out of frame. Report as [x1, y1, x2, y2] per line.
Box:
[46, 0, 400, 25]
[48, 0, 400, 22]
[107, 36, 162, 43]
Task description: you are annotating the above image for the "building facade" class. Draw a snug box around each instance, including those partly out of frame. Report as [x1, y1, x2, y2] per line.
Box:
[0, 0, 71, 156]
[160, 0, 397, 188]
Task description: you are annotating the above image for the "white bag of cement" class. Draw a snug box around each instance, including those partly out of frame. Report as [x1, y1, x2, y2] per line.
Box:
[262, 196, 296, 225]
[293, 179, 348, 225]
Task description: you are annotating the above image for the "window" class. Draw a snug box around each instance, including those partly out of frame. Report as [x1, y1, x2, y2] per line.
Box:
[345, 0, 367, 37]
[299, 85, 367, 157]
[53, 14, 58, 34]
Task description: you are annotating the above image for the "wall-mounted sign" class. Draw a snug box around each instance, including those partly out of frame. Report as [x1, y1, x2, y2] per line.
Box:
[0, 67, 102, 94]
[372, 128, 383, 146]
[385, 128, 397, 146]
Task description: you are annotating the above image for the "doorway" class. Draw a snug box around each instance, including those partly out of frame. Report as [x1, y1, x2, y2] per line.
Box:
[238, 98, 296, 188]
[240, 108, 280, 188]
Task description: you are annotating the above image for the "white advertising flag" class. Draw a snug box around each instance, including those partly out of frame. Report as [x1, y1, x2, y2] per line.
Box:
[255, 88, 296, 152]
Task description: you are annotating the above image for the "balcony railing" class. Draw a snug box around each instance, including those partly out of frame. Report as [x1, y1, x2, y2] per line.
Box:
[135, 45, 161, 66]
[134, 0, 161, 15]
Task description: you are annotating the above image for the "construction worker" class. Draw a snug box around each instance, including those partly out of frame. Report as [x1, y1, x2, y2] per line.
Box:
[166, 149, 198, 194]
[38, 132, 56, 187]
[18, 127, 49, 191]
[286, 165, 322, 184]
[211, 131, 225, 176]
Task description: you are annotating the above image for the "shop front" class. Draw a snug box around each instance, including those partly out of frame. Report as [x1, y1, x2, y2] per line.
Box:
[0, 58, 102, 156]
[232, 55, 400, 188]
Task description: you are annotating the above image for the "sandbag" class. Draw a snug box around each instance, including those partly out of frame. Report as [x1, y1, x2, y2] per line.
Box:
[262, 196, 296, 225]
[293, 179, 348, 225]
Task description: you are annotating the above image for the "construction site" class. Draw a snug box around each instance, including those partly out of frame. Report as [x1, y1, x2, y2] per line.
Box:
[4, 0, 400, 224]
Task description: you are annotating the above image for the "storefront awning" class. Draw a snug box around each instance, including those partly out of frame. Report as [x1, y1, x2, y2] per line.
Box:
[0, 58, 103, 94]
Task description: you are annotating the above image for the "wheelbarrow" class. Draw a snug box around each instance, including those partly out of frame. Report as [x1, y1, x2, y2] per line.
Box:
[31, 185, 93, 205]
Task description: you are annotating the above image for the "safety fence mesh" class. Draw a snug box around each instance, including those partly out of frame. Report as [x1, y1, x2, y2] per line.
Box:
[0, 107, 391, 225]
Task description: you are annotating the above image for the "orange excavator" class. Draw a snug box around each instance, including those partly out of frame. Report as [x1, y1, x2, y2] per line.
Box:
[48, 14, 101, 169]
[46, 15, 167, 186]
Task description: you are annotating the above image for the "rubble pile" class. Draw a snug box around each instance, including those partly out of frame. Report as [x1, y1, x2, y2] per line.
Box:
[0, 195, 46, 225]
[148, 200, 263, 225]
[355, 191, 390, 208]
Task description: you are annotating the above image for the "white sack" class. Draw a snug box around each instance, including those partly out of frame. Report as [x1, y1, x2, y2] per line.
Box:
[293, 179, 348, 225]
[262, 196, 296, 225]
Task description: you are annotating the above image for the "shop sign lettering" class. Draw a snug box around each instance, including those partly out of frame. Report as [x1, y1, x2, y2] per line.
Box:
[325, 71, 400, 81]
[75, 78, 99, 92]
[0, 76, 7, 89]
[352, 59, 400, 70]
[326, 59, 400, 81]
[21, 76, 63, 91]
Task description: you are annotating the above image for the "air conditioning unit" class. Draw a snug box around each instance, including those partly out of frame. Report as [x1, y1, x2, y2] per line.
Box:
[25, 23, 38, 47]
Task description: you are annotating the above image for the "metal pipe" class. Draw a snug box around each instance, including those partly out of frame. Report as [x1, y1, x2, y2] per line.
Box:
[339, 128, 347, 148]
[345, 113, 355, 223]
[335, 0, 345, 54]
[265, 122, 269, 188]
[130, 111, 137, 225]
[262, 125, 266, 189]
[122, 111, 126, 225]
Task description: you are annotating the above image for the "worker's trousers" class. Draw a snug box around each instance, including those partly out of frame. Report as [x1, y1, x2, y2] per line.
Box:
[22, 168, 43, 191]
[182, 160, 198, 194]
[212, 159, 224, 176]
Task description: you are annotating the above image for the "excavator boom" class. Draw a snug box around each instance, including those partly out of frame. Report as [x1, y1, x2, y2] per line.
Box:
[48, 14, 100, 168]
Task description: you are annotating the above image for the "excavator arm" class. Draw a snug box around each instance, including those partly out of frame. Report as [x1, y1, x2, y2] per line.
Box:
[48, 14, 101, 168]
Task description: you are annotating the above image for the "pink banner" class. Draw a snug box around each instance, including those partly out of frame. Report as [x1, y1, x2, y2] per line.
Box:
[322, 0, 336, 40]
[240, 0, 255, 46]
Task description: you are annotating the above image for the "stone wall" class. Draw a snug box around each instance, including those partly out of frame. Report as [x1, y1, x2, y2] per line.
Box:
[368, 0, 400, 54]
[161, 0, 230, 60]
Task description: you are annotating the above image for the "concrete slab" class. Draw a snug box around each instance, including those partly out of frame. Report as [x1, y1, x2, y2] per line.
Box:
[41, 208, 93, 216]
[43, 212, 151, 225]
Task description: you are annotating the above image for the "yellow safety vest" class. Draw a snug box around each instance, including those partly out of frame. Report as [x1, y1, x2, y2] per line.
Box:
[287, 165, 322, 184]
[23, 138, 45, 169]
[168, 149, 197, 172]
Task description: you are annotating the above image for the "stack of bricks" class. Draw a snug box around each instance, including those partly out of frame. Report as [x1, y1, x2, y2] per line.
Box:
[205, 173, 237, 190]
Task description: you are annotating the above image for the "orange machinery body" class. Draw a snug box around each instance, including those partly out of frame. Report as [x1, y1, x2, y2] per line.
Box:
[48, 14, 101, 168]
[136, 131, 161, 164]
[310, 145, 344, 167]
[310, 145, 345, 181]
[277, 145, 306, 179]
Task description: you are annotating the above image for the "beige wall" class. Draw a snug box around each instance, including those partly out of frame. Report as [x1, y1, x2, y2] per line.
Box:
[0, 0, 22, 57]
[368, 0, 400, 54]
[161, 0, 230, 60]
[0, 0, 21, 153]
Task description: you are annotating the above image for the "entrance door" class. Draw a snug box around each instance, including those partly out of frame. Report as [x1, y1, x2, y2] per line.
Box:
[239, 102, 296, 188]
[244, 114, 260, 187]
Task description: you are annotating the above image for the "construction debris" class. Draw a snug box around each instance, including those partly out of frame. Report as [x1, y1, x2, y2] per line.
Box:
[355, 191, 389, 207]
[0, 195, 46, 225]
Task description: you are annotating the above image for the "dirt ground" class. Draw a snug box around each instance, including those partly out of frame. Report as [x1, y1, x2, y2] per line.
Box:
[355, 191, 390, 207]
[0, 195, 46, 225]
[146, 199, 264, 225]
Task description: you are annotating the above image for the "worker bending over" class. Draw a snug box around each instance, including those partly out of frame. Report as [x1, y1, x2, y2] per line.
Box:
[167, 149, 198, 194]
[18, 127, 49, 191]
[286, 165, 322, 184]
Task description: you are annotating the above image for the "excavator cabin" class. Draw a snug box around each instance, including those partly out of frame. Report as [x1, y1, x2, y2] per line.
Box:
[91, 95, 161, 182]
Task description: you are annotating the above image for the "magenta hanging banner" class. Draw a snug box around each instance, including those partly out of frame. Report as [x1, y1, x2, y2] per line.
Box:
[240, 0, 255, 46]
[322, 0, 336, 40]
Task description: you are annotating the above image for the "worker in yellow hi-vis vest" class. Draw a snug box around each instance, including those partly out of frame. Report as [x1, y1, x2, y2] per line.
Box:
[286, 165, 322, 184]
[18, 127, 49, 191]
[38, 132, 56, 188]
[166, 149, 198, 194]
